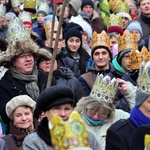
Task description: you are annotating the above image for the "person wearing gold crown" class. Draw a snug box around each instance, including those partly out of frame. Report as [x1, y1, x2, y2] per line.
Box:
[23, 85, 101, 150]
[75, 73, 134, 150]
[106, 61, 150, 150]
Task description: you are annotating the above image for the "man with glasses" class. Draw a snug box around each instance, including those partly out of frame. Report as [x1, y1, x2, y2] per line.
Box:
[23, 85, 101, 150]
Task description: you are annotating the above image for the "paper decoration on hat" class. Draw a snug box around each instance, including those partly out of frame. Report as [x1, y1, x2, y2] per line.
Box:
[141, 46, 150, 64]
[118, 29, 138, 53]
[116, 2, 129, 14]
[90, 74, 118, 103]
[0, 4, 6, 17]
[18, 11, 32, 23]
[11, 0, 21, 7]
[130, 49, 142, 70]
[50, 111, 91, 150]
[38, 2, 50, 15]
[108, 0, 122, 12]
[92, 31, 110, 50]
[137, 61, 150, 94]
[36, 0, 43, 7]
[107, 14, 123, 28]
[24, 0, 36, 11]
[7, 17, 30, 44]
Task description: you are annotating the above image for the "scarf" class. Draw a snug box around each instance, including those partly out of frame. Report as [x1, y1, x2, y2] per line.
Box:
[130, 106, 150, 127]
[10, 65, 39, 101]
[141, 13, 150, 25]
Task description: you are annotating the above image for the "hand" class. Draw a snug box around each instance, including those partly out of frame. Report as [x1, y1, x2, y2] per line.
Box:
[117, 78, 128, 93]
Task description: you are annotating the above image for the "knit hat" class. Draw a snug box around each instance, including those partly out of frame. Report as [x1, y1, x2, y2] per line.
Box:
[6, 95, 36, 120]
[5, 12, 16, 20]
[37, 85, 75, 112]
[127, 21, 143, 37]
[107, 26, 124, 35]
[81, 0, 94, 10]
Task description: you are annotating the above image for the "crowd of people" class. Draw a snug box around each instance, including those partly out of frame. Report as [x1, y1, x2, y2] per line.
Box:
[0, 0, 150, 149]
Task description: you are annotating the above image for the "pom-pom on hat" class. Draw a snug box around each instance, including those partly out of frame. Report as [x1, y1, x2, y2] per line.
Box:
[81, 0, 94, 10]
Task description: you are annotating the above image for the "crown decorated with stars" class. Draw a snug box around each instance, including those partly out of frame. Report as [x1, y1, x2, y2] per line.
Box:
[18, 11, 32, 23]
[130, 49, 142, 70]
[116, 2, 129, 14]
[24, 0, 36, 10]
[7, 17, 30, 44]
[141, 46, 150, 64]
[90, 74, 118, 103]
[38, 2, 50, 15]
[118, 29, 138, 53]
[92, 31, 110, 50]
[50, 111, 91, 150]
[107, 14, 123, 28]
[11, 0, 21, 7]
[137, 61, 150, 94]
[0, 4, 6, 17]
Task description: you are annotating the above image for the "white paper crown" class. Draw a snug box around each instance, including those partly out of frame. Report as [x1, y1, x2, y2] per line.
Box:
[137, 61, 150, 94]
[90, 74, 118, 103]
[11, 0, 21, 7]
[36, 0, 43, 7]
[18, 11, 32, 23]
[38, 2, 50, 15]
[7, 17, 30, 44]
[0, 4, 6, 17]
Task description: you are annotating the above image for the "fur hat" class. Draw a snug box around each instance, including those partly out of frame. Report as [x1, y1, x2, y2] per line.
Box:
[6, 95, 36, 120]
[37, 85, 75, 112]
[81, 0, 94, 10]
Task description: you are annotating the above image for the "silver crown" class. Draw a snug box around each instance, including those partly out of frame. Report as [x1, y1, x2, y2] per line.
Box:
[0, 4, 6, 17]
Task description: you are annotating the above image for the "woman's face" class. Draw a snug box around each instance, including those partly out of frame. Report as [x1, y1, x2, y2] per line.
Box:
[130, 30, 141, 43]
[138, 97, 150, 118]
[67, 37, 81, 54]
[13, 106, 33, 129]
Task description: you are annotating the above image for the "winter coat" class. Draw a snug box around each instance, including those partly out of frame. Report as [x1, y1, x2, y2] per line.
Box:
[0, 69, 56, 126]
[106, 118, 136, 150]
[80, 109, 129, 150]
[33, 23, 44, 38]
[0, 27, 7, 40]
[23, 117, 101, 150]
[0, 138, 7, 150]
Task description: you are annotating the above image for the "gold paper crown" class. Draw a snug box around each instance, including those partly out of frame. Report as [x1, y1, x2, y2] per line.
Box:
[44, 21, 62, 39]
[116, 2, 129, 14]
[50, 111, 91, 150]
[118, 29, 138, 53]
[107, 14, 123, 28]
[137, 61, 150, 94]
[24, 0, 36, 10]
[11, 0, 21, 7]
[92, 31, 110, 50]
[38, 2, 50, 15]
[18, 11, 32, 23]
[90, 74, 118, 103]
[108, 0, 122, 12]
[141, 46, 150, 64]
[0, 4, 6, 17]
[130, 49, 142, 70]
[7, 17, 30, 44]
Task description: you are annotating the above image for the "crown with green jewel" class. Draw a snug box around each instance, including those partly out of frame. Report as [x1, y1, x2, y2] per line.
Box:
[90, 74, 118, 103]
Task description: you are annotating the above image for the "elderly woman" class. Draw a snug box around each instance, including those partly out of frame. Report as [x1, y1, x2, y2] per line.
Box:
[1, 95, 38, 150]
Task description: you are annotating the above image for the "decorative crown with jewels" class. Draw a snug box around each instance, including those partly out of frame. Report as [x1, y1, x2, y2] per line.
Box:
[7, 17, 30, 44]
[24, 0, 36, 10]
[118, 29, 138, 53]
[130, 49, 142, 70]
[107, 14, 123, 28]
[141, 46, 150, 64]
[18, 11, 32, 23]
[50, 111, 91, 150]
[92, 31, 110, 50]
[11, 0, 21, 7]
[38, 2, 50, 15]
[116, 2, 129, 14]
[137, 61, 150, 94]
[0, 4, 6, 17]
[90, 74, 118, 103]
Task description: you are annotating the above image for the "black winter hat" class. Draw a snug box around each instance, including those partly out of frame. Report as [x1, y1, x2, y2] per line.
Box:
[81, 0, 94, 10]
[37, 85, 75, 112]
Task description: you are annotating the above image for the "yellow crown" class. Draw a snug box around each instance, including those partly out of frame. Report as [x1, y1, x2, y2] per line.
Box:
[92, 31, 110, 50]
[107, 14, 123, 28]
[90, 74, 118, 103]
[7, 17, 30, 44]
[118, 29, 138, 53]
[144, 134, 150, 150]
[24, 0, 36, 10]
[18, 11, 32, 23]
[11, 0, 21, 7]
[0, 4, 6, 17]
[141, 46, 150, 64]
[130, 49, 142, 70]
[108, 0, 122, 12]
[50, 111, 91, 150]
[44, 21, 62, 39]
[116, 2, 129, 14]
[38, 2, 50, 15]
[137, 61, 150, 94]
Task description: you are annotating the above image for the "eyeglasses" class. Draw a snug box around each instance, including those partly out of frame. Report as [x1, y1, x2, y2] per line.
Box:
[88, 108, 108, 118]
[17, 53, 33, 59]
[51, 106, 73, 114]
